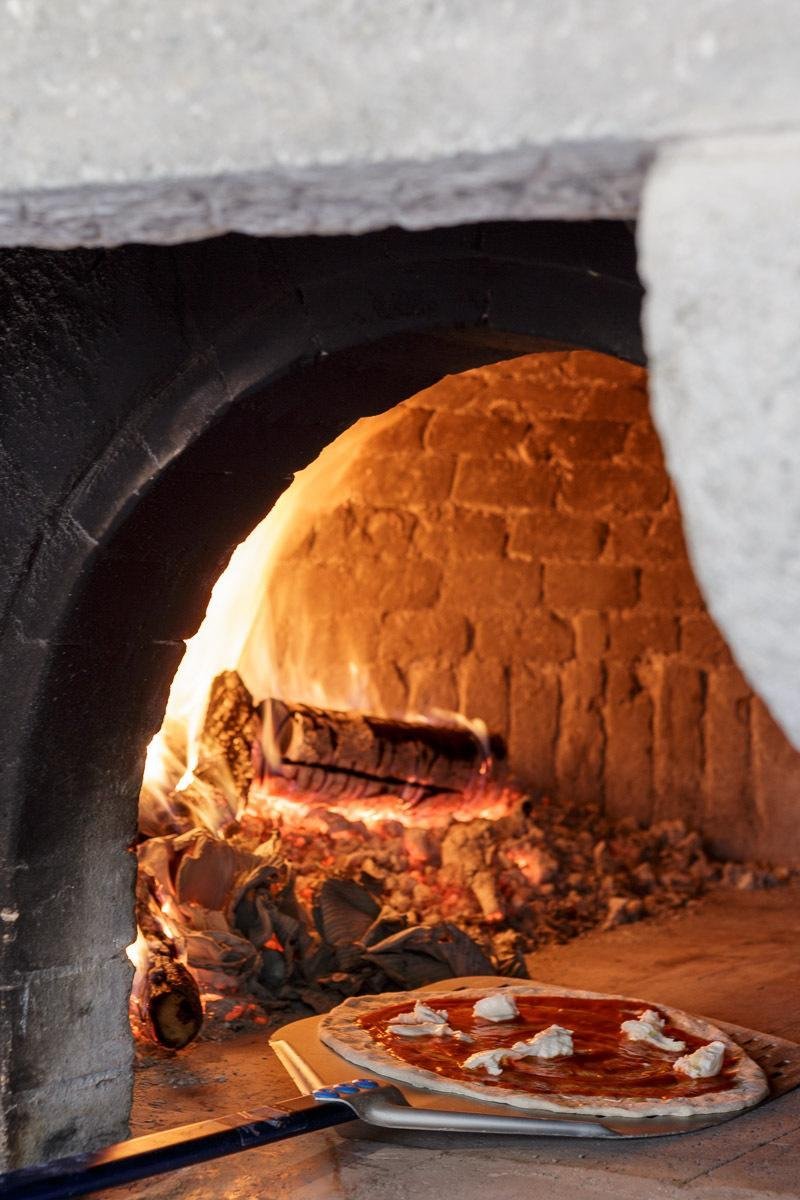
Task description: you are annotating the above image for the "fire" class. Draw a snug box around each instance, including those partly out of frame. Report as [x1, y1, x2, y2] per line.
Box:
[247, 774, 515, 832]
[126, 926, 149, 973]
[126, 927, 151, 1041]
[140, 411, 414, 835]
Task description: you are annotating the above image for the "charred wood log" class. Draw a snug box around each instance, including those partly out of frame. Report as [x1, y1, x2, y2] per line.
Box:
[133, 873, 204, 1050]
[264, 699, 505, 803]
[135, 870, 169, 943]
[139, 672, 259, 838]
[133, 949, 204, 1050]
[194, 670, 260, 803]
[363, 921, 496, 988]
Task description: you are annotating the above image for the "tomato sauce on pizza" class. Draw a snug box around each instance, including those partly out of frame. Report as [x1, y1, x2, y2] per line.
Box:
[360, 994, 737, 1100]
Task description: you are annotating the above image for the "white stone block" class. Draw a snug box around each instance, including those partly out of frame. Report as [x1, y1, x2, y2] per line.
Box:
[640, 133, 800, 748]
[2, 0, 800, 246]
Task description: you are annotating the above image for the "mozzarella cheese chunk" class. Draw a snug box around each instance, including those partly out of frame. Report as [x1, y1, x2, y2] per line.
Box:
[620, 1009, 686, 1052]
[388, 1020, 451, 1037]
[388, 1001, 472, 1042]
[390, 1001, 449, 1026]
[674, 1040, 727, 1079]
[472, 992, 520, 1022]
[387, 1022, 472, 1042]
[462, 1047, 508, 1076]
[511, 1024, 574, 1059]
[462, 1023, 573, 1075]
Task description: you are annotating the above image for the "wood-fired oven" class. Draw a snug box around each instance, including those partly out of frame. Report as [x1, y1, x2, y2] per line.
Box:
[3, 7, 800, 1198]
[3, 220, 800, 1198]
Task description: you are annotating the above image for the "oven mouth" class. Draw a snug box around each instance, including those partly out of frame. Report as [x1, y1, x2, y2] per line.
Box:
[127, 345, 796, 1053]
[4, 216, 799, 1184]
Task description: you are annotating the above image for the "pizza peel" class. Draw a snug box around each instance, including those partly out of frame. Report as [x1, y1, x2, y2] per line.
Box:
[270, 975, 800, 1141]
[4, 977, 799, 1199]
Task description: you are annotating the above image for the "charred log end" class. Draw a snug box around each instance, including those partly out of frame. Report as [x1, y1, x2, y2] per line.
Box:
[140, 954, 204, 1050]
[149, 991, 203, 1050]
[196, 670, 260, 801]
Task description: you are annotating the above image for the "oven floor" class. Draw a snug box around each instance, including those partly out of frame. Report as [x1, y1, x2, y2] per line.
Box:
[101, 886, 800, 1199]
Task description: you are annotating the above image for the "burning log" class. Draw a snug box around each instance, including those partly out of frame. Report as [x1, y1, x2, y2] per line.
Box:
[138, 673, 260, 838]
[195, 670, 260, 802]
[133, 947, 205, 1051]
[132, 874, 204, 1050]
[264, 699, 506, 803]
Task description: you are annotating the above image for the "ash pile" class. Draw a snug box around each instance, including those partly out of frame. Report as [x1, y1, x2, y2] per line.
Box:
[137, 828, 500, 1030]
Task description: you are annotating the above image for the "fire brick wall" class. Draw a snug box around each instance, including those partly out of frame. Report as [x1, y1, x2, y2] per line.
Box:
[263, 350, 800, 863]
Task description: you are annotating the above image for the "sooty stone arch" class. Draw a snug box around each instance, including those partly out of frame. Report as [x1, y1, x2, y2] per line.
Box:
[0, 219, 641, 1165]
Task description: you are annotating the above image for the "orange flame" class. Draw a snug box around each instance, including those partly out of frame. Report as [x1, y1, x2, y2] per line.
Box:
[139, 404, 500, 838]
[126, 926, 150, 1028]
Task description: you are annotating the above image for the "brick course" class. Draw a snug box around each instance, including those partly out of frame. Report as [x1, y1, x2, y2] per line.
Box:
[541, 418, 629, 461]
[425, 410, 528, 454]
[703, 667, 753, 858]
[413, 508, 506, 558]
[382, 610, 471, 662]
[561, 462, 670, 514]
[574, 612, 608, 658]
[681, 614, 734, 665]
[508, 512, 607, 559]
[751, 699, 800, 863]
[641, 563, 705, 609]
[607, 612, 679, 658]
[556, 660, 605, 805]
[509, 663, 560, 791]
[439, 559, 542, 613]
[647, 659, 706, 824]
[603, 662, 653, 825]
[352, 452, 456, 506]
[543, 562, 638, 610]
[453, 456, 554, 509]
[260, 350, 800, 860]
[461, 655, 509, 735]
[475, 610, 573, 662]
[606, 511, 687, 562]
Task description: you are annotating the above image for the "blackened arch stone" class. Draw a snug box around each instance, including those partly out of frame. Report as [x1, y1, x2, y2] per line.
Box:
[0, 220, 641, 1167]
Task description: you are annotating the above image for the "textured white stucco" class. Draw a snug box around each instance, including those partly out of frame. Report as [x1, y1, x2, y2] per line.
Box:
[640, 133, 800, 749]
[1, 0, 799, 246]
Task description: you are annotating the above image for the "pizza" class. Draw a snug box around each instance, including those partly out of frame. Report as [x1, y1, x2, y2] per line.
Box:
[319, 981, 768, 1119]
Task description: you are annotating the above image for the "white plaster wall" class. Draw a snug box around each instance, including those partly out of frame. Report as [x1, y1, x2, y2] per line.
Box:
[2, 0, 799, 246]
[640, 132, 800, 750]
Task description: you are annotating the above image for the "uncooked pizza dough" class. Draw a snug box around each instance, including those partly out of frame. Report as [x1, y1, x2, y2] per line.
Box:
[319, 981, 768, 1119]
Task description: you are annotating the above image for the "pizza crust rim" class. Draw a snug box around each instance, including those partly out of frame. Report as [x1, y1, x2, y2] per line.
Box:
[318, 981, 769, 1118]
